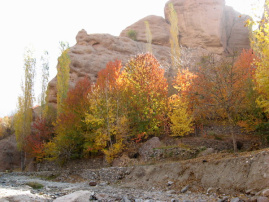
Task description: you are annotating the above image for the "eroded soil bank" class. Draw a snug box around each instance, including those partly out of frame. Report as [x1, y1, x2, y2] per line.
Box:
[1, 149, 269, 201]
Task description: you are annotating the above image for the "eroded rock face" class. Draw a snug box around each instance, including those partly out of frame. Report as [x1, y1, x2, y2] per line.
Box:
[120, 15, 170, 46]
[225, 6, 251, 53]
[47, 29, 171, 107]
[47, 0, 251, 107]
[163, 0, 250, 54]
[164, 0, 226, 54]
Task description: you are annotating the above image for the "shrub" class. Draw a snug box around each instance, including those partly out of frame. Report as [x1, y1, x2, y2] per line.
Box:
[26, 182, 44, 189]
[127, 30, 137, 41]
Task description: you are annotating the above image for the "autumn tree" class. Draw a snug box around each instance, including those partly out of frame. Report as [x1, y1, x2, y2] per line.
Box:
[24, 117, 54, 161]
[45, 77, 91, 163]
[169, 69, 197, 136]
[251, 1, 269, 116]
[121, 53, 168, 138]
[85, 60, 126, 163]
[190, 52, 256, 151]
[0, 116, 12, 138]
[56, 42, 70, 116]
[14, 48, 36, 170]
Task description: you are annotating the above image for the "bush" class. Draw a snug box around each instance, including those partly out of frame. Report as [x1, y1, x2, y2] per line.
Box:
[26, 182, 44, 189]
[127, 30, 137, 41]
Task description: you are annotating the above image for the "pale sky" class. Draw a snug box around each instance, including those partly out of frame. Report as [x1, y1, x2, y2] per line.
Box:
[0, 0, 265, 117]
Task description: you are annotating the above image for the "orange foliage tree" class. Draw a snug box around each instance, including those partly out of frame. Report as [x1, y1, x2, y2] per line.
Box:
[25, 117, 54, 161]
[169, 69, 197, 136]
[85, 60, 127, 163]
[121, 53, 168, 138]
[189, 50, 257, 151]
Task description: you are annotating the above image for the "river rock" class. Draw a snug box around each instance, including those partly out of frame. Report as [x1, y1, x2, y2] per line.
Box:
[53, 190, 94, 202]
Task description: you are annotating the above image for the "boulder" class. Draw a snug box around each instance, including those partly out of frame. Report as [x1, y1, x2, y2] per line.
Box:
[198, 148, 215, 157]
[54, 190, 94, 202]
[47, 29, 171, 107]
[138, 137, 162, 161]
[120, 15, 170, 46]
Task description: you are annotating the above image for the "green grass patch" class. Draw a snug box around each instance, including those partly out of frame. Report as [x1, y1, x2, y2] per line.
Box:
[25, 182, 44, 189]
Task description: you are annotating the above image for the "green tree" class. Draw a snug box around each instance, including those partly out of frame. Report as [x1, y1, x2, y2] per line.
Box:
[56, 42, 70, 116]
[14, 48, 36, 171]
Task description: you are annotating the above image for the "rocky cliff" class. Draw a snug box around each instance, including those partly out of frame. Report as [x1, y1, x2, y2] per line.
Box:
[47, 0, 250, 107]
[163, 0, 250, 54]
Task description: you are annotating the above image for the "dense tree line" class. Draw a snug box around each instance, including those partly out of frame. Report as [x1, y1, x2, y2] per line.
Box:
[11, 2, 269, 167]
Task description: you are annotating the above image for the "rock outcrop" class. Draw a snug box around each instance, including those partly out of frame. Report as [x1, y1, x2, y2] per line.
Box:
[224, 6, 251, 53]
[47, 0, 251, 107]
[164, 0, 226, 54]
[120, 15, 170, 46]
[163, 0, 250, 54]
[47, 30, 171, 107]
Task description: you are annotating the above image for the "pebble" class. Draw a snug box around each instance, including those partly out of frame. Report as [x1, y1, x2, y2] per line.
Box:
[230, 197, 240, 202]
[89, 181, 97, 186]
[181, 184, 190, 193]
[257, 196, 269, 202]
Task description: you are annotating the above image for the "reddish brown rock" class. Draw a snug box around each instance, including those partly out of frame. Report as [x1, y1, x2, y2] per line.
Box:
[164, 0, 250, 54]
[120, 15, 170, 46]
[164, 0, 226, 54]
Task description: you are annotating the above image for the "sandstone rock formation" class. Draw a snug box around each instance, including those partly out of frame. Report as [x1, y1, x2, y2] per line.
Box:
[47, 0, 251, 107]
[120, 15, 170, 46]
[164, 0, 226, 54]
[225, 6, 251, 53]
[47, 29, 171, 107]
[162, 0, 250, 54]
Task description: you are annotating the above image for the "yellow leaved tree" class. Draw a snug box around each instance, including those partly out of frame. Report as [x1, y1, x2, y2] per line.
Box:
[252, 1, 269, 115]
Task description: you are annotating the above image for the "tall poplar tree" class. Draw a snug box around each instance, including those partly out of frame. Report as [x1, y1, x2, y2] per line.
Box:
[252, 0, 269, 115]
[56, 42, 70, 116]
[14, 48, 36, 171]
[145, 21, 152, 53]
[40, 51, 49, 115]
